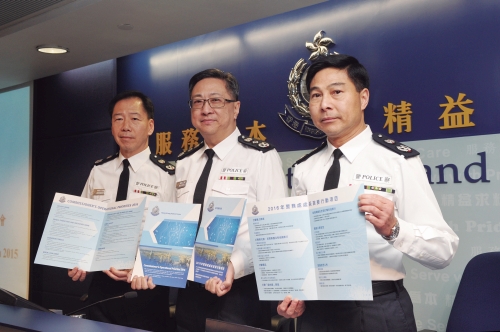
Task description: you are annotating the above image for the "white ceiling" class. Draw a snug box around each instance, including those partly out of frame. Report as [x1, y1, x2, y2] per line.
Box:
[0, 0, 324, 91]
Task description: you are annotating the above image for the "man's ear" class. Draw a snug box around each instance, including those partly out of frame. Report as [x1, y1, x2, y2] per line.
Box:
[360, 88, 369, 111]
[233, 101, 241, 120]
[148, 119, 154, 136]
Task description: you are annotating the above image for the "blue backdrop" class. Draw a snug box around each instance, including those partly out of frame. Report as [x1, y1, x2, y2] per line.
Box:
[117, 0, 500, 158]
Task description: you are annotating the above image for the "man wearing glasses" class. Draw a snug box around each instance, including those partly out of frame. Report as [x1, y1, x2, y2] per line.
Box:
[174, 68, 287, 332]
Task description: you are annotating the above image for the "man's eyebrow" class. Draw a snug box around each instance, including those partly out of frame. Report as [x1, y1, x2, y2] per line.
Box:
[113, 112, 142, 117]
[191, 92, 223, 98]
[310, 82, 345, 91]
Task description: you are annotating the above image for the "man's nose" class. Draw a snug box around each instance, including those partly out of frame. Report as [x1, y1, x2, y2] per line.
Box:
[200, 100, 214, 114]
[122, 118, 131, 130]
[320, 94, 334, 111]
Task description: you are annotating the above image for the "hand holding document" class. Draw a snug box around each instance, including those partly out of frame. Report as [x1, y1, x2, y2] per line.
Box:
[131, 197, 245, 288]
[35, 193, 146, 271]
[248, 184, 372, 301]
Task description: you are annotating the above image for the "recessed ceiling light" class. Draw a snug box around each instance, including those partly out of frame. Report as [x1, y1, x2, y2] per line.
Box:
[118, 24, 133, 30]
[36, 45, 69, 54]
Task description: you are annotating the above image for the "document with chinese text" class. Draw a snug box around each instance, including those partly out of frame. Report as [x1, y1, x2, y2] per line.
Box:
[248, 184, 372, 300]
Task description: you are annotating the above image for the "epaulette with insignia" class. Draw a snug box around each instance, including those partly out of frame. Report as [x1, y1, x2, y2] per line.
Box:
[292, 141, 327, 167]
[177, 141, 205, 160]
[372, 133, 419, 158]
[238, 135, 275, 153]
[150, 154, 176, 175]
[94, 152, 118, 166]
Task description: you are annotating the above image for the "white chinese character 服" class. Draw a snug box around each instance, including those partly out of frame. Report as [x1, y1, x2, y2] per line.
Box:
[471, 246, 482, 257]
[466, 144, 477, 155]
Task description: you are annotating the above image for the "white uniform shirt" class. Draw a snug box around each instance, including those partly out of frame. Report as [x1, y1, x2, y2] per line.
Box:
[82, 146, 175, 216]
[292, 126, 459, 280]
[175, 128, 288, 279]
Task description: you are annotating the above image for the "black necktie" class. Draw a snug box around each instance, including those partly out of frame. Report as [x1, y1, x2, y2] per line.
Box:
[116, 159, 130, 201]
[323, 149, 343, 190]
[193, 149, 215, 205]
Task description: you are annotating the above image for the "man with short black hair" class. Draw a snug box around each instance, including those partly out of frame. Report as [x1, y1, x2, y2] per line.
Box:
[177, 68, 287, 332]
[68, 90, 175, 331]
[277, 54, 459, 332]
[131, 68, 287, 332]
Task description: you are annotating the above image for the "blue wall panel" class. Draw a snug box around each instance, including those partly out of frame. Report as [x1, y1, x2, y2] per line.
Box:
[117, 0, 500, 157]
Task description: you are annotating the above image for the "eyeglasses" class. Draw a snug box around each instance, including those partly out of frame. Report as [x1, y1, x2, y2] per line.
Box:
[188, 98, 236, 109]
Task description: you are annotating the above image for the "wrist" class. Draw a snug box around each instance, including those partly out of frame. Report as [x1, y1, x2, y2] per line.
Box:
[381, 220, 400, 241]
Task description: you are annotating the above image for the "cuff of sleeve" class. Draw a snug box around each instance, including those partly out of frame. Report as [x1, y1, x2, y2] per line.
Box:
[230, 249, 246, 279]
[392, 218, 415, 252]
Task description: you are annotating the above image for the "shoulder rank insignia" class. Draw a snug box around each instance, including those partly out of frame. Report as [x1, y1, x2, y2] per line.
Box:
[177, 141, 205, 160]
[372, 133, 419, 158]
[292, 141, 327, 167]
[238, 135, 275, 153]
[150, 154, 175, 175]
[94, 152, 118, 166]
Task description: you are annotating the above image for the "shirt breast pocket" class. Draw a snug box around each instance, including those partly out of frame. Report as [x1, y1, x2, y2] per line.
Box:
[211, 180, 250, 198]
[92, 194, 111, 202]
[176, 185, 192, 203]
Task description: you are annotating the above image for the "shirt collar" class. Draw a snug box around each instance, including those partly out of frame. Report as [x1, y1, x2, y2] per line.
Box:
[324, 125, 372, 164]
[118, 146, 151, 172]
[203, 128, 240, 161]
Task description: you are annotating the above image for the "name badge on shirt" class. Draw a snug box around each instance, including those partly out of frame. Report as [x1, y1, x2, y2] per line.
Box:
[220, 167, 248, 175]
[133, 189, 158, 197]
[92, 189, 105, 196]
[353, 173, 392, 185]
[176, 180, 187, 189]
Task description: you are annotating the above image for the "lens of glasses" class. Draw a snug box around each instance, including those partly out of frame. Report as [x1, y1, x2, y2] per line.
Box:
[189, 98, 226, 109]
[208, 98, 224, 108]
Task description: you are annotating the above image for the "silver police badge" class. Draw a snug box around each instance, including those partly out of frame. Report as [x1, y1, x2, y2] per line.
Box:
[279, 30, 338, 139]
[259, 142, 270, 148]
[397, 145, 412, 152]
[208, 201, 214, 212]
[151, 205, 160, 216]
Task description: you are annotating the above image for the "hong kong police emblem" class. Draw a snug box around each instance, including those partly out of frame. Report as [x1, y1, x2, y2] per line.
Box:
[151, 206, 160, 216]
[207, 201, 214, 212]
[278, 30, 338, 140]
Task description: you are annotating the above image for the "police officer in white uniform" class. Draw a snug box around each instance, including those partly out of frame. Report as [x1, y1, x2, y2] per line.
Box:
[277, 55, 459, 332]
[68, 90, 175, 331]
[131, 69, 287, 332]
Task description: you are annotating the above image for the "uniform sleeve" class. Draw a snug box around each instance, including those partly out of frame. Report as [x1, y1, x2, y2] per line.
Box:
[81, 167, 95, 198]
[393, 155, 459, 270]
[231, 149, 288, 278]
[256, 149, 288, 201]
